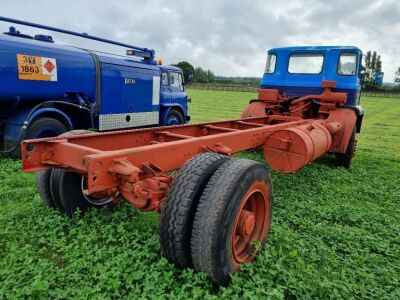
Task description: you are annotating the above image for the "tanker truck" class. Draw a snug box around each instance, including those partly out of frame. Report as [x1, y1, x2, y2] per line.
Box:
[0, 17, 190, 156]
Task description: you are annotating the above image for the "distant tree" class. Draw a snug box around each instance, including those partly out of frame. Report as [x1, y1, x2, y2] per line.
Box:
[206, 69, 215, 83]
[193, 67, 215, 83]
[395, 67, 400, 85]
[173, 61, 194, 83]
[362, 50, 383, 89]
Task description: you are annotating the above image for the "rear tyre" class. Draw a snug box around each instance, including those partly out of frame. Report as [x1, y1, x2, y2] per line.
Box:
[34, 130, 92, 210]
[336, 127, 356, 168]
[35, 170, 57, 208]
[50, 169, 92, 216]
[165, 109, 184, 126]
[160, 152, 230, 269]
[191, 159, 273, 286]
[26, 117, 67, 139]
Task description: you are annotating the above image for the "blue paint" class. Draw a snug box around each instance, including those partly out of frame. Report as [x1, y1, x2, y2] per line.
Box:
[261, 46, 363, 106]
[0, 18, 189, 151]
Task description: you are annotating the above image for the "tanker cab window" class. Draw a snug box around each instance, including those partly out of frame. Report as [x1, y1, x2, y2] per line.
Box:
[161, 72, 169, 85]
[170, 72, 184, 91]
[288, 54, 324, 74]
[338, 53, 357, 76]
[265, 53, 276, 74]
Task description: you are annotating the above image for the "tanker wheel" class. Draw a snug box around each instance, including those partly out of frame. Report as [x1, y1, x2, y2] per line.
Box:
[191, 158, 273, 286]
[165, 109, 184, 126]
[336, 126, 356, 168]
[10, 117, 67, 157]
[34, 130, 92, 210]
[159, 152, 230, 269]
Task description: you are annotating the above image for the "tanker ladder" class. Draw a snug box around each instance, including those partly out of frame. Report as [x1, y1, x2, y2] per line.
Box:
[21, 81, 359, 285]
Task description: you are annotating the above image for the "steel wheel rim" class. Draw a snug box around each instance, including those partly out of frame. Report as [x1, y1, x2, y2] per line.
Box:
[81, 176, 115, 206]
[232, 181, 271, 265]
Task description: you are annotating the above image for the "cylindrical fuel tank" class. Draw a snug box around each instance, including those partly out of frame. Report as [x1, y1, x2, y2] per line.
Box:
[263, 122, 332, 173]
[0, 33, 96, 104]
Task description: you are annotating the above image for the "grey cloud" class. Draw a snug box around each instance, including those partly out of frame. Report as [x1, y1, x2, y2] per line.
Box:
[1, 0, 399, 81]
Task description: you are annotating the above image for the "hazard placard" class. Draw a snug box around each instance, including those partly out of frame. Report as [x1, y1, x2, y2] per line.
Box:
[17, 54, 58, 81]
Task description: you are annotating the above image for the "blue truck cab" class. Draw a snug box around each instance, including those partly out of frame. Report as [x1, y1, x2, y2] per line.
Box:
[261, 46, 364, 128]
[0, 17, 189, 155]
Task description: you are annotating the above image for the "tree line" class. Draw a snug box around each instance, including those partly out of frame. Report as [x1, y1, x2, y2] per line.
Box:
[172, 61, 215, 84]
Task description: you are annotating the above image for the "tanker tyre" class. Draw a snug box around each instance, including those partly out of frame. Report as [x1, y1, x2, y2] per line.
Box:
[191, 159, 273, 286]
[26, 117, 68, 140]
[50, 169, 92, 216]
[35, 169, 58, 209]
[10, 117, 68, 157]
[165, 109, 184, 126]
[336, 127, 356, 169]
[159, 152, 230, 269]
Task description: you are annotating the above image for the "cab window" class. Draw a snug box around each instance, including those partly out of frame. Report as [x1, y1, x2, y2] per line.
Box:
[265, 53, 276, 74]
[161, 72, 168, 85]
[170, 72, 184, 91]
[338, 53, 357, 75]
[288, 54, 324, 74]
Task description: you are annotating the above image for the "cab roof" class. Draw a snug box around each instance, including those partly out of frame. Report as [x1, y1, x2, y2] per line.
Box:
[268, 46, 362, 53]
[160, 65, 182, 72]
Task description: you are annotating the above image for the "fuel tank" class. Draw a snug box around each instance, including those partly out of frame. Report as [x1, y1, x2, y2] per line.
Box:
[263, 122, 333, 173]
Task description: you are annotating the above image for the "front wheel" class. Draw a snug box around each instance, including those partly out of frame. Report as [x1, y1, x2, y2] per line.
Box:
[336, 127, 356, 168]
[165, 109, 184, 126]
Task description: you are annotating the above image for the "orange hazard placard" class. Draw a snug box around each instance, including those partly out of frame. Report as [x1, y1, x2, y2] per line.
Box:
[17, 54, 58, 81]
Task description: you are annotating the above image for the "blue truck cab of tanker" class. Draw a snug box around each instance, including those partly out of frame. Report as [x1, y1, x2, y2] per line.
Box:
[261, 46, 364, 130]
[0, 17, 190, 155]
[159, 65, 189, 125]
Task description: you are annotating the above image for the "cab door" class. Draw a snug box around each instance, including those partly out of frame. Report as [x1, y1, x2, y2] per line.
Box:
[169, 71, 186, 104]
[160, 71, 172, 104]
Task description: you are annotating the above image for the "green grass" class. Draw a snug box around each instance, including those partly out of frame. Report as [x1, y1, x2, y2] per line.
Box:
[1, 90, 399, 299]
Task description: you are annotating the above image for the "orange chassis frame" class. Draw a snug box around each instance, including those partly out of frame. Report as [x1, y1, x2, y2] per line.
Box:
[21, 82, 357, 212]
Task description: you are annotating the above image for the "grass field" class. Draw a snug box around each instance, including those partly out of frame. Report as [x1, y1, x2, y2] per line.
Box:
[1, 89, 399, 299]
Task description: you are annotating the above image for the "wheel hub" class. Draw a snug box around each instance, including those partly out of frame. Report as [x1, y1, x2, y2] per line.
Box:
[237, 210, 255, 238]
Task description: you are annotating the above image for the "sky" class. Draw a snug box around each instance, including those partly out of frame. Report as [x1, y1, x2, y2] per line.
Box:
[1, 0, 399, 82]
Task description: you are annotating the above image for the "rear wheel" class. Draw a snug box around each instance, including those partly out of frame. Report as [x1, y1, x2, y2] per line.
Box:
[35, 170, 57, 208]
[8, 117, 67, 157]
[50, 169, 91, 215]
[34, 130, 113, 215]
[336, 127, 356, 168]
[160, 152, 230, 268]
[26, 117, 67, 140]
[49, 169, 116, 216]
[191, 159, 273, 286]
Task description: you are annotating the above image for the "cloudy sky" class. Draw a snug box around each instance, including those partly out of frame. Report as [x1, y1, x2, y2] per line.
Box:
[1, 0, 399, 82]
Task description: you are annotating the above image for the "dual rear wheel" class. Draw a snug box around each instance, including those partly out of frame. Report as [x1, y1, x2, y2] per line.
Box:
[160, 153, 273, 285]
[35, 130, 114, 216]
